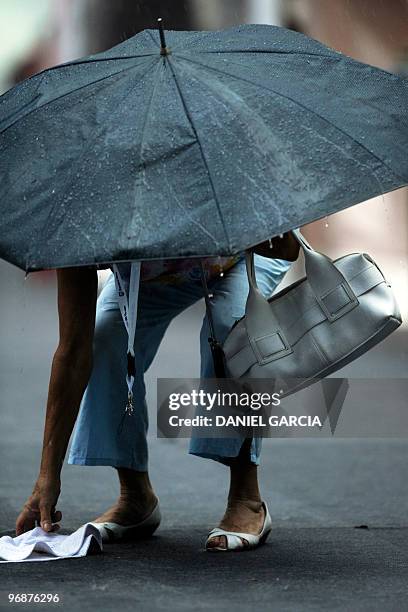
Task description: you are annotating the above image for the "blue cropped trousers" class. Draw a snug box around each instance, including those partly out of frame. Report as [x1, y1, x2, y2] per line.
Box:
[68, 255, 291, 470]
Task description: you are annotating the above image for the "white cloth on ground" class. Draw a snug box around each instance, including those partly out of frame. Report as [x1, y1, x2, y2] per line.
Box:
[0, 523, 102, 563]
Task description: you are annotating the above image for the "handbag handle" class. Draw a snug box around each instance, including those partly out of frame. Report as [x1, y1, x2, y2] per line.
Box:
[245, 229, 359, 359]
[290, 229, 359, 320]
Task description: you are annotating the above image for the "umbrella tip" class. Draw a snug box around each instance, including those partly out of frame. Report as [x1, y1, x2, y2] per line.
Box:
[157, 18, 170, 56]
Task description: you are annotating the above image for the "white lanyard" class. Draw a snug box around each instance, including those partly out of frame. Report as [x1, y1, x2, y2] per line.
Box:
[112, 262, 141, 415]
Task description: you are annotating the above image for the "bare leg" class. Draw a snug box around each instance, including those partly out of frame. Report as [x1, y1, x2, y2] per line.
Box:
[206, 440, 265, 550]
[93, 468, 158, 525]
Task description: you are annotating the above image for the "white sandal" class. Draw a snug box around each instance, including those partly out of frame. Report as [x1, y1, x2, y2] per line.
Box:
[88, 501, 161, 543]
[206, 501, 272, 552]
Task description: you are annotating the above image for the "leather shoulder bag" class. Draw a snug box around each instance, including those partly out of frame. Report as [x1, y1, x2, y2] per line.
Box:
[201, 229, 402, 396]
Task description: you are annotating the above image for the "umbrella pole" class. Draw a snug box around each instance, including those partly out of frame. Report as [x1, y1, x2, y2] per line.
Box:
[157, 18, 170, 56]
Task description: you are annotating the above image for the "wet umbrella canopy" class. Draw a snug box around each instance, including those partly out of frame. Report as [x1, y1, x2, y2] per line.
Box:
[0, 23, 407, 272]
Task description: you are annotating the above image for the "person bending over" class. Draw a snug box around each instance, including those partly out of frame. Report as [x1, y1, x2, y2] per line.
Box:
[16, 234, 299, 551]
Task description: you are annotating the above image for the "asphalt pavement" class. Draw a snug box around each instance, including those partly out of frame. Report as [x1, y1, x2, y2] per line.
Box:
[0, 261, 407, 612]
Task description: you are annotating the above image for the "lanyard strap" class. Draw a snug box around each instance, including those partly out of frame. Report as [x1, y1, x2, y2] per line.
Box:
[199, 260, 218, 343]
[199, 261, 227, 378]
[112, 262, 141, 415]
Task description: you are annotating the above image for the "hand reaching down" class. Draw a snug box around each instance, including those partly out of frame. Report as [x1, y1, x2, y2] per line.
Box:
[16, 477, 62, 536]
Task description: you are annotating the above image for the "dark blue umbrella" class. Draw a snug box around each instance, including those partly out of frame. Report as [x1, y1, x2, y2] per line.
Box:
[0, 22, 407, 272]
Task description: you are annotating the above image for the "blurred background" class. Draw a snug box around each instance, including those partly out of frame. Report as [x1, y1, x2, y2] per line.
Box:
[1, 4, 408, 608]
[1, 0, 407, 534]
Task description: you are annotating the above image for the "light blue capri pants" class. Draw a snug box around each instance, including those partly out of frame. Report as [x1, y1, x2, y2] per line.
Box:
[68, 255, 291, 471]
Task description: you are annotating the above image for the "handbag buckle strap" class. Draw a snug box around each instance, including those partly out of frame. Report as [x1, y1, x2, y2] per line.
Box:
[317, 282, 359, 322]
[251, 329, 293, 365]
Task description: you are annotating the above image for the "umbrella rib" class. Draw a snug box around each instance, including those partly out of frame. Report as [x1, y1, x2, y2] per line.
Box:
[18, 53, 158, 80]
[0, 70, 48, 132]
[166, 58, 233, 253]
[128, 61, 162, 248]
[30, 29, 159, 73]
[1, 60, 154, 135]
[34, 60, 158, 257]
[47, 53, 157, 70]
[196, 49, 336, 59]
[178, 54, 406, 185]
[0, 76, 128, 206]
[170, 25, 335, 59]
[162, 164, 224, 250]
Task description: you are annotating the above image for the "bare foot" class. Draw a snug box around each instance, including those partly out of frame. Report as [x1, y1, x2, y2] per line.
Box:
[206, 498, 265, 550]
[206, 439, 265, 550]
[93, 468, 158, 526]
[93, 492, 158, 526]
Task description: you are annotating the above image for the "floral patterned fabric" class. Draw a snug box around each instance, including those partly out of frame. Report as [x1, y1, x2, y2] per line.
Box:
[139, 256, 240, 284]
